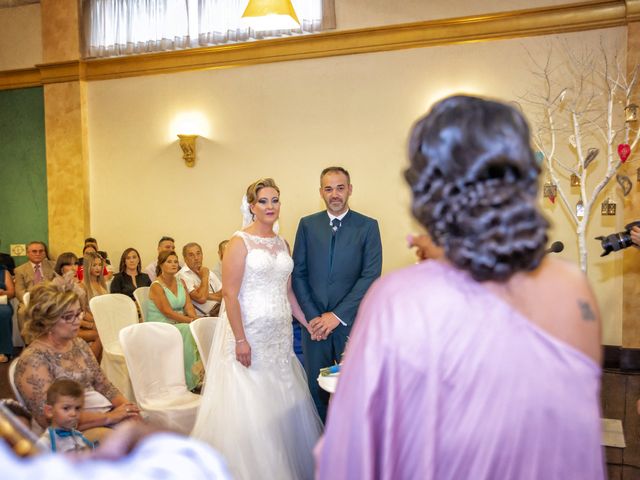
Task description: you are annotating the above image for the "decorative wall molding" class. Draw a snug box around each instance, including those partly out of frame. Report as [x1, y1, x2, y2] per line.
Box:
[0, 0, 634, 91]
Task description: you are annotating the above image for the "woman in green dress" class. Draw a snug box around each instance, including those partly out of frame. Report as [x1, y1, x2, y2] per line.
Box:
[146, 250, 201, 390]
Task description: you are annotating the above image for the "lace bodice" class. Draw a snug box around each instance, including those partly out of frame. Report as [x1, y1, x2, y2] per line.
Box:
[222, 231, 294, 368]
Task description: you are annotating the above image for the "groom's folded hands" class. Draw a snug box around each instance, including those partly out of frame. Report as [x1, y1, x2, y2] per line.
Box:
[309, 313, 340, 341]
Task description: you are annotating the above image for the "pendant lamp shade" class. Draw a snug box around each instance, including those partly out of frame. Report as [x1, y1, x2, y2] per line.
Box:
[241, 0, 301, 31]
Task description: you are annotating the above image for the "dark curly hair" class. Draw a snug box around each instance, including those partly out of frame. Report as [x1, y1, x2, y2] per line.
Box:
[404, 95, 548, 282]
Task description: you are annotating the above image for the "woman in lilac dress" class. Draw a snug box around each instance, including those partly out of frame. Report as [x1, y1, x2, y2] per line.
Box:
[318, 95, 604, 479]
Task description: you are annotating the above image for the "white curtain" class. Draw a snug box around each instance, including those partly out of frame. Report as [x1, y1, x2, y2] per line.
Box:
[86, 0, 191, 57]
[85, 0, 324, 58]
[197, 0, 323, 46]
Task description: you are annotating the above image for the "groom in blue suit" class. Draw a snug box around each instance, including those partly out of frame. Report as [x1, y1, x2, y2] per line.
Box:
[292, 167, 382, 421]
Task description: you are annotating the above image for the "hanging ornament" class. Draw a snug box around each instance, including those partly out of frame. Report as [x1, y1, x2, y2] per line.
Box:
[543, 182, 557, 204]
[601, 198, 617, 216]
[584, 148, 599, 169]
[569, 135, 577, 148]
[616, 174, 632, 196]
[534, 151, 545, 166]
[570, 174, 580, 187]
[618, 143, 631, 163]
[576, 200, 584, 218]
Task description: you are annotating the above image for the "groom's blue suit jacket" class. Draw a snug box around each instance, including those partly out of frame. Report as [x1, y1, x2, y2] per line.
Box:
[292, 210, 382, 328]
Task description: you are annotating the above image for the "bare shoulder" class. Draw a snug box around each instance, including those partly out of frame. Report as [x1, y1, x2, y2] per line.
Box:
[538, 257, 595, 303]
[226, 235, 248, 254]
[530, 257, 601, 362]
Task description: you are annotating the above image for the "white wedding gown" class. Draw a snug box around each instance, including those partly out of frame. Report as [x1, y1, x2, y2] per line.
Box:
[191, 231, 322, 480]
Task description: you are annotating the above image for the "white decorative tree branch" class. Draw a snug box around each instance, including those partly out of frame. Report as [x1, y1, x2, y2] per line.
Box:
[521, 41, 639, 272]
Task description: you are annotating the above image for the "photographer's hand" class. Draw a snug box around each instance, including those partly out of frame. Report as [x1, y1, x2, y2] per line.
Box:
[631, 226, 640, 247]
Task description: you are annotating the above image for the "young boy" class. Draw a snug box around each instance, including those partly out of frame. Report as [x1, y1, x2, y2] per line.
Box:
[36, 379, 95, 453]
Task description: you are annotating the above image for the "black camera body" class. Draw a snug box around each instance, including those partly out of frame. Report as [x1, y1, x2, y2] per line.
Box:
[596, 221, 640, 256]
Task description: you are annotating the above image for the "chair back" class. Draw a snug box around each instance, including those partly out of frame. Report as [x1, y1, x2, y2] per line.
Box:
[8, 359, 26, 406]
[90, 294, 138, 351]
[133, 286, 150, 322]
[189, 316, 218, 369]
[119, 322, 188, 403]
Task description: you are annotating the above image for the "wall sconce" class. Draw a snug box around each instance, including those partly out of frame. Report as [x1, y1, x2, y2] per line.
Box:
[625, 103, 638, 123]
[241, 0, 300, 31]
[177, 134, 198, 167]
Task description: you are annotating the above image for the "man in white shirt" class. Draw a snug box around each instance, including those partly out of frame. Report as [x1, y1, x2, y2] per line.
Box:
[177, 242, 222, 317]
[144, 236, 178, 281]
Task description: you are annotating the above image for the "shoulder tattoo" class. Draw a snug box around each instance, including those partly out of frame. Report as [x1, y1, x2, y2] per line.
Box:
[578, 300, 596, 322]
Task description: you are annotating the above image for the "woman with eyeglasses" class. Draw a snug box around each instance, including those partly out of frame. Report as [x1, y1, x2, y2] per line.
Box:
[14, 280, 140, 440]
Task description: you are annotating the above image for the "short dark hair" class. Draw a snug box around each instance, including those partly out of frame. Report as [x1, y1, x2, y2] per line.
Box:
[46, 378, 84, 405]
[54, 252, 79, 276]
[158, 236, 175, 246]
[82, 244, 97, 255]
[84, 237, 97, 245]
[320, 167, 350, 185]
[182, 242, 202, 258]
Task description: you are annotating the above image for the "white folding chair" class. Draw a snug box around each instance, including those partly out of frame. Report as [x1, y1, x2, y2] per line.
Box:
[133, 286, 150, 323]
[89, 294, 139, 401]
[119, 323, 201, 434]
[8, 358, 43, 434]
[8, 358, 26, 406]
[189, 316, 218, 371]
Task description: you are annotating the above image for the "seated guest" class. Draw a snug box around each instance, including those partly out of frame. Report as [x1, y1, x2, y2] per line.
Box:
[54, 253, 100, 359]
[147, 251, 201, 390]
[37, 379, 95, 453]
[317, 96, 604, 479]
[0, 263, 15, 363]
[84, 237, 111, 268]
[14, 241, 56, 332]
[14, 282, 140, 436]
[0, 239, 15, 275]
[80, 252, 108, 360]
[110, 248, 151, 301]
[212, 240, 229, 281]
[54, 252, 80, 278]
[77, 244, 111, 281]
[144, 236, 178, 282]
[177, 243, 222, 318]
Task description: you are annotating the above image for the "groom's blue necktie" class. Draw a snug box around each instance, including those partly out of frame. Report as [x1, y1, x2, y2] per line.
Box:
[331, 218, 341, 234]
[330, 218, 341, 269]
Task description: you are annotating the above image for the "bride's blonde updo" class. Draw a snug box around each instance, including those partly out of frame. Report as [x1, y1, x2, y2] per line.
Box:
[246, 178, 280, 204]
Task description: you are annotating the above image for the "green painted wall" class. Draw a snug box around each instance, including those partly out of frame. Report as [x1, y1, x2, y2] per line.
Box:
[0, 87, 47, 266]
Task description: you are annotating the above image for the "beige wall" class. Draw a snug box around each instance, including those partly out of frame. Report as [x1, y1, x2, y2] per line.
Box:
[336, 0, 565, 29]
[87, 26, 626, 345]
[0, 3, 41, 70]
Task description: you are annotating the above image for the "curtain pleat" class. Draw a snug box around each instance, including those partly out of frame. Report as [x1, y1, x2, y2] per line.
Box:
[85, 0, 330, 58]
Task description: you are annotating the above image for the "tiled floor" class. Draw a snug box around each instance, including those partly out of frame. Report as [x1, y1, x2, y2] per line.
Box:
[602, 370, 640, 479]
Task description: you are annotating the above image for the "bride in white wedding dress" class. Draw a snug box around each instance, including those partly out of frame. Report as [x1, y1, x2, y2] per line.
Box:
[191, 178, 322, 480]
